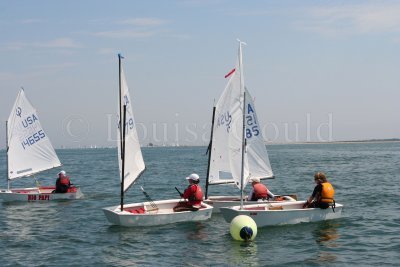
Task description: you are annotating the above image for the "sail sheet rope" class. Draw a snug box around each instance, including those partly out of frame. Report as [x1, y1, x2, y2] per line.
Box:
[140, 186, 158, 210]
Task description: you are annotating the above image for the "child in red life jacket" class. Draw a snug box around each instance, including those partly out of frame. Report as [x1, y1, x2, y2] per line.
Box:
[55, 170, 71, 193]
[248, 177, 275, 201]
[174, 173, 204, 211]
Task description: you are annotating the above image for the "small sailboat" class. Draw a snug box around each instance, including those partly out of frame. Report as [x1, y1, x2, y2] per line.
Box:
[220, 200, 343, 227]
[219, 41, 343, 226]
[203, 40, 296, 213]
[0, 89, 83, 202]
[102, 54, 212, 227]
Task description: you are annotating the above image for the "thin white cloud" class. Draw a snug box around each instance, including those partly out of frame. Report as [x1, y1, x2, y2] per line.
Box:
[0, 62, 78, 81]
[97, 48, 117, 55]
[180, 0, 227, 7]
[117, 18, 167, 26]
[34, 62, 79, 70]
[0, 38, 81, 51]
[299, 3, 400, 36]
[34, 38, 81, 48]
[0, 42, 26, 51]
[393, 36, 400, 44]
[94, 29, 155, 38]
[19, 19, 43, 24]
[225, 9, 276, 17]
[92, 17, 169, 39]
[0, 72, 17, 81]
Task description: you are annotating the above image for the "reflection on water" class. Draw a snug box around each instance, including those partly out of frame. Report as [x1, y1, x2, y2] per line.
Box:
[228, 240, 259, 267]
[312, 221, 341, 264]
[314, 251, 338, 263]
[102, 222, 211, 266]
[314, 220, 340, 247]
[186, 222, 208, 240]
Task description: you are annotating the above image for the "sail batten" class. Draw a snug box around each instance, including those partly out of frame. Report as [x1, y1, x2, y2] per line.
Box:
[7, 89, 61, 180]
[117, 61, 145, 192]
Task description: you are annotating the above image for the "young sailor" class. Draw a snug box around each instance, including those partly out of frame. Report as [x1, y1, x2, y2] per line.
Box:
[55, 170, 71, 193]
[174, 173, 204, 211]
[248, 177, 275, 201]
[303, 172, 335, 209]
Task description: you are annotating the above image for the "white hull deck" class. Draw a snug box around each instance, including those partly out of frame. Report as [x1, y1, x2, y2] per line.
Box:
[103, 199, 213, 227]
[0, 186, 83, 202]
[204, 195, 297, 213]
[220, 200, 343, 227]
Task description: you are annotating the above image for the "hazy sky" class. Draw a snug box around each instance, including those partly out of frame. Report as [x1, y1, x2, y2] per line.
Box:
[1, 0, 399, 148]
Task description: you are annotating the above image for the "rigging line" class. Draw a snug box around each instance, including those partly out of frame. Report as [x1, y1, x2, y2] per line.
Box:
[140, 186, 158, 210]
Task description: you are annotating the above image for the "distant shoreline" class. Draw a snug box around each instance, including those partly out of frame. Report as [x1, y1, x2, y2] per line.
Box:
[267, 138, 400, 145]
[0, 139, 399, 151]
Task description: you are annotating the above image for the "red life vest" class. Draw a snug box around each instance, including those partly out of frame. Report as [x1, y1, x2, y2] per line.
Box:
[59, 176, 70, 186]
[183, 184, 203, 206]
[55, 176, 71, 193]
[253, 183, 268, 199]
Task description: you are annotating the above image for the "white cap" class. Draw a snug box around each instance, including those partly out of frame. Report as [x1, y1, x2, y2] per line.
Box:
[58, 170, 66, 176]
[250, 177, 260, 183]
[186, 173, 200, 181]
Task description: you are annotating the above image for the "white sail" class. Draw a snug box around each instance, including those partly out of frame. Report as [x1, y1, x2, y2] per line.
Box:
[208, 60, 242, 186]
[244, 87, 273, 181]
[7, 89, 61, 180]
[117, 63, 145, 192]
[208, 49, 273, 189]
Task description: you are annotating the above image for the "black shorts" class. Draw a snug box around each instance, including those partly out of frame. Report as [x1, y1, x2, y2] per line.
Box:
[308, 201, 330, 209]
[55, 185, 69, 193]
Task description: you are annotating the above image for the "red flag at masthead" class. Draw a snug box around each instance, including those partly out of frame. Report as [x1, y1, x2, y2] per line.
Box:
[224, 68, 236, 78]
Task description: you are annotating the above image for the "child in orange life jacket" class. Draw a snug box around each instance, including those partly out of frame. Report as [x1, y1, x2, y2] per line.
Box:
[303, 172, 335, 209]
[174, 173, 204, 211]
[248, 177, 275, 201]
[55, 170, 71, 193]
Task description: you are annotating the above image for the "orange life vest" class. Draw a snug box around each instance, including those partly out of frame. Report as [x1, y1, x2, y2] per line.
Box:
[253, 183, 268, 199]
[320, 182, 335, 203]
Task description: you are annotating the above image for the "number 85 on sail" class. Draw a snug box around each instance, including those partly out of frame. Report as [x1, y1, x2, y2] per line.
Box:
[245, 103, 260, 139]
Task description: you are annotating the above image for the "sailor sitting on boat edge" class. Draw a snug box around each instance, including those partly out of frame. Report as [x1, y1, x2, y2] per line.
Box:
[174, 173, 204, 211]
[55, 170, 71, 193]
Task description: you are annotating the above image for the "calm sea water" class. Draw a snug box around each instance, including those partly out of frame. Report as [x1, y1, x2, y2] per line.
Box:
[0, 142, 399, 266]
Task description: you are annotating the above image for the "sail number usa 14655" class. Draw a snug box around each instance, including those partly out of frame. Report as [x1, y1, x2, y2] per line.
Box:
[21, 130, 46, 150]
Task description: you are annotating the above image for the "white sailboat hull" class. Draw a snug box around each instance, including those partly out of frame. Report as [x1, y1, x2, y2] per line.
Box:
[103, 199, 213, 227]
[204, 195, 297, 213]
[220, 200, 343, 227]
[0, 186, 83, 202]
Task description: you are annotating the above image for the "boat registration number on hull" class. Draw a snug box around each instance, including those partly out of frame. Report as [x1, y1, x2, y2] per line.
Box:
[27, 194, 50, 201]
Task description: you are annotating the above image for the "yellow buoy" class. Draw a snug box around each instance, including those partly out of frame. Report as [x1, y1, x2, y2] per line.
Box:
[230, 215, 258, 241]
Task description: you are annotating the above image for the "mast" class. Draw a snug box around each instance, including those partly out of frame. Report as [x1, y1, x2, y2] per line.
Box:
[120, 105, 127, 211]
[5, 121, 10, 191]
[238, 40, 247, 210]
[119, 53, 125, 211]
[118, 54, 124, 162]
[205, 105, 216, 199]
